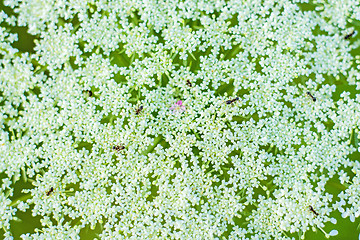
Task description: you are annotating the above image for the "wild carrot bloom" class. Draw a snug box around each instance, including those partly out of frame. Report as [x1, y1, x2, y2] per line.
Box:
[169, 100, 186, 114]
[1, 0, 360, 239]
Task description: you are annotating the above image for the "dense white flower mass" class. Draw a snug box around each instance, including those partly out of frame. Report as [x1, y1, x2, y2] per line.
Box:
[1, 0, 360, 239]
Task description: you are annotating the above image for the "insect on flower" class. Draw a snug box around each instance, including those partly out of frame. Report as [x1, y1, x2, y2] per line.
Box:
[186, 80, 192, 87]
[83, 90, 93, 97]
[46, 187, 54, 196]
[135, 105, 143, 115]
[309, 205, 319, 216]
[226, 97, 239, 104]
[344, 30, 355, 40]
[306, 91, 316, 102]
[113, 145, 125, 151]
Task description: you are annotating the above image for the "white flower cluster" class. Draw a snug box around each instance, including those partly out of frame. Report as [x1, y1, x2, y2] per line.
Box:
[1, 0, 360, 239]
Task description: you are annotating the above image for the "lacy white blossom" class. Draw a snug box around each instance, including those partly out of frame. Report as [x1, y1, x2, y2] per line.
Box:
[1, 0, 360, 239]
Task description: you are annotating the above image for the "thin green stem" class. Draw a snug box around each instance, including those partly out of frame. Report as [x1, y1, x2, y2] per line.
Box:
[354, 130, 359, 148]
[266, 144, 274, 153]
[317, 226, 329, 238]
[191, 129, 201, 140]
[129, 53, 135, 65]
[21, 168, 27, 182]
[350, 128, 354, 145]
[141, 136, 163, 155]
[281, 230, 290, 239]
[71, 22, 81, 34]
[10, 193, 32, 207]
[189, 51, 196, 61]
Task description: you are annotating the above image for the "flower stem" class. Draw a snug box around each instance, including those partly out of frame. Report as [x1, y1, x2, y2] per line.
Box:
[317, 226, 329, 238]
[141, 136, 163, 155]
[10, 193, 32, 207]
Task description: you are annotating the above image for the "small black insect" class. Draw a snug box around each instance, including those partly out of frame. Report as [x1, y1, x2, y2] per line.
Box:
[113, 145, 125, 151]
[135, 105, 143, 115]
[226, 97, 239, 105]
[46, 187, 54, 196]
[344, 30, 355, 40]
[309, 205, 319, 216]
[83, 90, 93, 97]
[186, 80, 192, 87]
[306, 91, 316, 102]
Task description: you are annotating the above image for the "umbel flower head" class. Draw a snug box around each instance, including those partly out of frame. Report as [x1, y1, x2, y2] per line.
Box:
[170, 100, 186, 114]
[1, 0, 360, 239]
